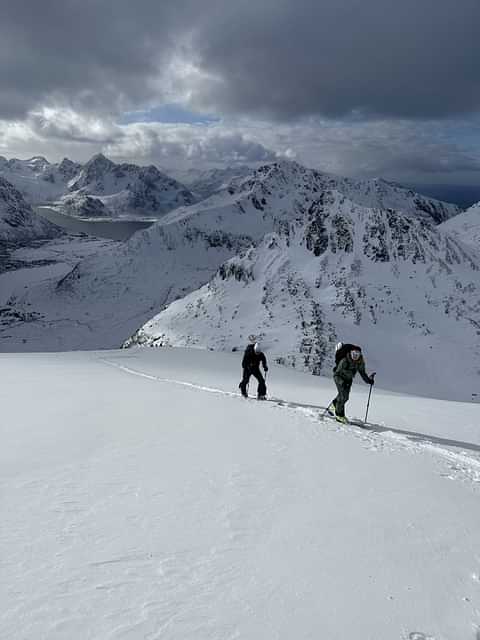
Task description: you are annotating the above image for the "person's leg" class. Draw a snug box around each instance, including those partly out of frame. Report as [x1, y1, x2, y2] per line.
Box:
[334, 380, 350, 417]
[239, 368, 251, 396]
[252, 369, 266, 397]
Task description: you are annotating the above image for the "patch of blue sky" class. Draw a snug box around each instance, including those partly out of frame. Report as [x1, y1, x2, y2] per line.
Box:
[120, 103, 221, 125]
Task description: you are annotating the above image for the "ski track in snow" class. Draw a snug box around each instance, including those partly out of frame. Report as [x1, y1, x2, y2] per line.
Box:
[101, 358, 480, 486]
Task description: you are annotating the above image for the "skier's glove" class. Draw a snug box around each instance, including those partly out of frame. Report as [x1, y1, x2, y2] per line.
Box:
[369, 372, 376, 385]
[264, 366, 269, 372]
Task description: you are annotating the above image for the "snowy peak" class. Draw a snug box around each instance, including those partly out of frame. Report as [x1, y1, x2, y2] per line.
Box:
[69, 154, 116, 192]
[235, 160, 461, 225]
[65, 154, 196, 218]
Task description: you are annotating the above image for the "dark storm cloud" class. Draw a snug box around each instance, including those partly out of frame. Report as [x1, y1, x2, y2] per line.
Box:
[0, 0, 195, 119]
[1, 0, 480, 121]
[190, 0, 480, 120]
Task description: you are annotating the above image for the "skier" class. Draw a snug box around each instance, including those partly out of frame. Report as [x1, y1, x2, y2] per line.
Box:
[328, 343, 375, 424]
[239, 337, 268, 400]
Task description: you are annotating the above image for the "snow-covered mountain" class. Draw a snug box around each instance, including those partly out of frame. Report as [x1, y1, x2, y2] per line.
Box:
[440, 201, 480, 249]
[0, 154, 197, 219]
[125, 165, 478, 400]
[0, 155, 82, 204]
[60, 153, 196, 219]
[0, 176, 62, 243]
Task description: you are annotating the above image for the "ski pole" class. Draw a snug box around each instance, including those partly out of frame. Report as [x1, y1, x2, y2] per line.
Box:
[364, 375, 375, 423]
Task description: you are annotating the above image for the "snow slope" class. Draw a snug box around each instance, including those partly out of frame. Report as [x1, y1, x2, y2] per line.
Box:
[1, 347, 480, 639]
[128, 186, 480, 402]
[440, 202, 480, 249]
[0, 177, 62, 243]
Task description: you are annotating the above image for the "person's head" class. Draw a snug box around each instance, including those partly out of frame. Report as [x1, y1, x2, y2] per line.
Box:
[248, 334, 257, 345]
[350, 349, 361, 361]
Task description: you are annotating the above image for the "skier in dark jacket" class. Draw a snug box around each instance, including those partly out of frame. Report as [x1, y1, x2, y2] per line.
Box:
[239, 339, 268, 399]
[329, 346, 375, 423]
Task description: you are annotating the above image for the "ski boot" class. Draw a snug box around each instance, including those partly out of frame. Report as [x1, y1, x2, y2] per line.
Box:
[257, 394, 267, 401]
[327, 402, 336, 417]
[335, 415, 348, 425]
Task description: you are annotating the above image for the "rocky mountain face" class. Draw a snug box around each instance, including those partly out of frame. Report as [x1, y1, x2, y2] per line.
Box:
[0, 177, 62, 243]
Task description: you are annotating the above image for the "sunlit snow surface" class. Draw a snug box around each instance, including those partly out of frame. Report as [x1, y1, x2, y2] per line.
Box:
[1, 347, 480, 639]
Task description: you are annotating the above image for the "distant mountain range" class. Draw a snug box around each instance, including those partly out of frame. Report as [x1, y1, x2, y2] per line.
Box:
[0, 153, 196, 219]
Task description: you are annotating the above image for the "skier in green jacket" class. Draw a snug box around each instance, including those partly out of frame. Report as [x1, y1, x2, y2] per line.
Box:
[328, 346, 375, 424]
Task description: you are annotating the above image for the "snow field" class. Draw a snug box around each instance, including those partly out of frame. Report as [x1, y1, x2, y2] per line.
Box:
[1, 348, 480, 639]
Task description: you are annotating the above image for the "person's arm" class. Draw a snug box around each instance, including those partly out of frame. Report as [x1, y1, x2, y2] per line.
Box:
[359, 359, 375, 384]
[261, 353, 268, 371]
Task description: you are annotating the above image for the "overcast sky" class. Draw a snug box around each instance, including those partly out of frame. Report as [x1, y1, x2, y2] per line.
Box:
[1, 0, 480, 185]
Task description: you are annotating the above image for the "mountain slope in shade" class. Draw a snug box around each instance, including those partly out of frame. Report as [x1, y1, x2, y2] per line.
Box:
[128, 188, 480, 402]
[0, 177, 62, 243]
[440, 201, 480, 249]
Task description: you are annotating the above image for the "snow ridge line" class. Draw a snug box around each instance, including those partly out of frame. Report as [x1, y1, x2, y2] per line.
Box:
[100, 358, 480, 478]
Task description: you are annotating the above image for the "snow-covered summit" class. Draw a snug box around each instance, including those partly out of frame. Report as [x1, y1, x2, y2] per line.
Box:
[0, 176, 62, 242]
[231, 160, 461, 224]
[60, 153, 197, 219]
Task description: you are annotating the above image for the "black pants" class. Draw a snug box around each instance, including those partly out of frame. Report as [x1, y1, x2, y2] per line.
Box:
[333, 377, 351, 417]
[240, 367, 266, 397]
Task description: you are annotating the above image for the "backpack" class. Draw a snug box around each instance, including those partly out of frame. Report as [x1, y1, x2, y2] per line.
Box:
[335, 342, 361, 365]
[242, 344, 257, 368]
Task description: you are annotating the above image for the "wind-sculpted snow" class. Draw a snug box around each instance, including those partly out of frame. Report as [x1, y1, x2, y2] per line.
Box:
[0, 177, 62, 243]
[129, 188, 480, 401]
